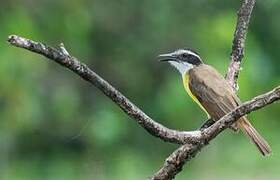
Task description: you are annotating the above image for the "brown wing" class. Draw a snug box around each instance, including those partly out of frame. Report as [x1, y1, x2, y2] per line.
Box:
[189, 64, 241, 121]
[189, 65, 272, 155]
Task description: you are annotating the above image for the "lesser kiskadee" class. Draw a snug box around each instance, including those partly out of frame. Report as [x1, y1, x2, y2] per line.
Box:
[159, 48, 271, 156]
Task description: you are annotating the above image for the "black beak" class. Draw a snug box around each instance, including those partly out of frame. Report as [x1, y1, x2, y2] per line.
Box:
[157, 53, 178, 62]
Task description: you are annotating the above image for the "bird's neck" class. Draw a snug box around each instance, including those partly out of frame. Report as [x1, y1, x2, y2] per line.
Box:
[169, 61, 193, 75]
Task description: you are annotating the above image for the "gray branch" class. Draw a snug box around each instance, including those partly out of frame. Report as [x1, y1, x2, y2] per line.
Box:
[150, 144, 199, 180]
[7, 35, 202, 145]
[226, 0, 256, 91]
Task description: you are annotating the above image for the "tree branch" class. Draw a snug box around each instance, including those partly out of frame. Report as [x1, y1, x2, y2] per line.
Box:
[150, 86, 280, 180]
[7, 35, 202, 145]
[226, 0, 256, 91]
[150, 144, 199, 180]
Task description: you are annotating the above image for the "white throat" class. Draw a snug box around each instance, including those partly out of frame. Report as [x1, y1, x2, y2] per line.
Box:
[169, 61, 193, 75]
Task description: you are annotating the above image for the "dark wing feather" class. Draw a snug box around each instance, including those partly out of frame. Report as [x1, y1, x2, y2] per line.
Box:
[189, 64, 240, 121]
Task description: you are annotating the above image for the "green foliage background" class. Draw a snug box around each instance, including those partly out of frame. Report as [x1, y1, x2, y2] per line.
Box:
[0, 0, 280, 179]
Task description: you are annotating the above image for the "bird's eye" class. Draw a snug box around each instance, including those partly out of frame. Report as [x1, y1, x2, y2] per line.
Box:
[181, 53, 189, 58]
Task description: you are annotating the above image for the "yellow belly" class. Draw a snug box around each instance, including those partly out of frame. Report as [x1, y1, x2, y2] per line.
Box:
[183, 73, 210, 118]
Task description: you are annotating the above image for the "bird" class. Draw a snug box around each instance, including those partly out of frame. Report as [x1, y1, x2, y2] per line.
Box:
[158, 48, 271, 156]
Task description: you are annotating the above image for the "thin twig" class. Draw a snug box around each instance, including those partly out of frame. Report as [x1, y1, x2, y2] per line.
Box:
[59, 43, 70, 56]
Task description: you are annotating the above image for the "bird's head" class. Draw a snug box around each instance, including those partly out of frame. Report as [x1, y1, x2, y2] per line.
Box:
[158, 48, 203, 75]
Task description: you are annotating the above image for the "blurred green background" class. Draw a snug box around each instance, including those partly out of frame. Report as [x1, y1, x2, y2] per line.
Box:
[0, 0, 280, 179]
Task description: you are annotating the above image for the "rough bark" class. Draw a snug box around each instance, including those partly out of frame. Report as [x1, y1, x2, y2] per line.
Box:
[226, 0, 256, 91]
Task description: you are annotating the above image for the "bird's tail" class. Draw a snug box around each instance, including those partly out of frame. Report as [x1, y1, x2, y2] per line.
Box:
[237, 117, 271, 156]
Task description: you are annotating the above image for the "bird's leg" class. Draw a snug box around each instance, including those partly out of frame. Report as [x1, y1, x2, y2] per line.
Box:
[200, 118, 215, 130]
[229, 123, 239, 132]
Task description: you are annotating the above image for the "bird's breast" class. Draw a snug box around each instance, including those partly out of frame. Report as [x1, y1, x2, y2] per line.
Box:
[182, 73, 210, 118]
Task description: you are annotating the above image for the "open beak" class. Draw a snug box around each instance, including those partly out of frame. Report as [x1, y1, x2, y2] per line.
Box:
[157, 53, 178, 62]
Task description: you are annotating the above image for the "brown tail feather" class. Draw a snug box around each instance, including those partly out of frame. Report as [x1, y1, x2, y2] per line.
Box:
[237, 117, 271, 156]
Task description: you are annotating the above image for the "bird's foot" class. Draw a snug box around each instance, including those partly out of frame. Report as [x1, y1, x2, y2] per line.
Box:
[200, 118, 215, 130]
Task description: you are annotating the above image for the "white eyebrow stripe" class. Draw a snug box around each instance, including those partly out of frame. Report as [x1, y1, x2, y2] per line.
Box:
[174, 49, 201, 60]
[185, 50, 201, 59]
